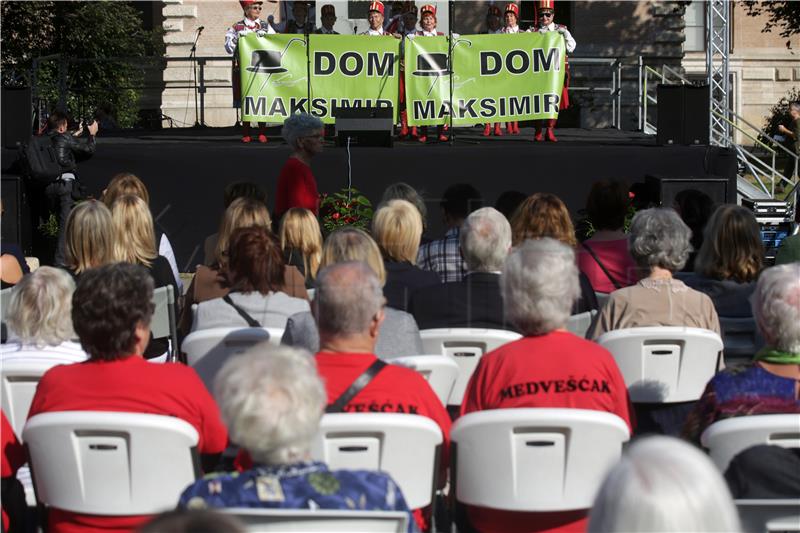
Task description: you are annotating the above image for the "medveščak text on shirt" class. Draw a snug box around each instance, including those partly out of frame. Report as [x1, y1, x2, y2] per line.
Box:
[499, 377, 612, 401]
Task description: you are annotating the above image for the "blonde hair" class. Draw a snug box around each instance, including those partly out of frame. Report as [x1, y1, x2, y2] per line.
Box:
[319, 227, 387, 286]
[102, 173, 150, 207]
[372, 199, 423, 263]
[6, 266, 76, 347]
[215, 197, 272, 267]
[65, 200, 114, 274]
[111, 194, 158, 267]
[695, 204, 763, 283]
[279, 208, 322, 281]
[511, 193, 577, 247]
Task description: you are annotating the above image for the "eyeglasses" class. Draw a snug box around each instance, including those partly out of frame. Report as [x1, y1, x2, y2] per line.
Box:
[250, 5, 263, 10]
[539, 12, 553, 17]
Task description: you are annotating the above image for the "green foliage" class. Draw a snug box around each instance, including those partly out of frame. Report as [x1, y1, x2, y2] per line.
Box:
[2, 1, 164, 128]
[320, 188, 374, 234]
[38, 213, 59, 239]
[741, 1, 800, 44]
[758, 86, 800, 150]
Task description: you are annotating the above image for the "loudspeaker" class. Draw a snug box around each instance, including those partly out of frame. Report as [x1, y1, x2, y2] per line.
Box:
[656, 84, 709, 146]
[1, 175, 31, 254]
[334, 106, 393, 147]
[1, 87, 32, 149]
[645, 175, 734, 207]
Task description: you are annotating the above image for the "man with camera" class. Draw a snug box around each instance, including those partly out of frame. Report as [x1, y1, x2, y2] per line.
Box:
[45, 111, 98, 266]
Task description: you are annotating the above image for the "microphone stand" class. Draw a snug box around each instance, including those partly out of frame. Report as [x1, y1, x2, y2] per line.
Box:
[304, 2, 312, 114]
[190, 26, 203, 127]
[448, 0, 454, 145]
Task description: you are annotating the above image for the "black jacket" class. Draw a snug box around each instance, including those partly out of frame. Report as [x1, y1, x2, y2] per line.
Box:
[48, 130, 96, 173]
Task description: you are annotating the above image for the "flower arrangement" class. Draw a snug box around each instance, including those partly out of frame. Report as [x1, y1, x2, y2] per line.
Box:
[320, 187, 374, 234]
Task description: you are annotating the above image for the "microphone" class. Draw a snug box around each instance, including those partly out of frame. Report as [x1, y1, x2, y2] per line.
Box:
[354, 25, 358, 34]
[197, 26, 205, 33]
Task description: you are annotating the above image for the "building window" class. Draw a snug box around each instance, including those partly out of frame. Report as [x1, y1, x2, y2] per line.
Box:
[684, 1, 705, 52]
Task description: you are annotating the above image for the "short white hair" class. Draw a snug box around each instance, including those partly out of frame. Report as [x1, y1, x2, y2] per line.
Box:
[282, 113, 323, 150]
[501, 238, 579, 335]
[314, 261, 384, 336]
[6, 266, 76, 347]
[214, 343, 326, 465]
[628, 208, 692, 272]
[751, 263, 800, 353]
[588, 436, 741, 533]
[461, 207, 512, 272]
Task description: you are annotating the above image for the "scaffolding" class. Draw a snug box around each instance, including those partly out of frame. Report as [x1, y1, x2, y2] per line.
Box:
[706, 0, 730, 147]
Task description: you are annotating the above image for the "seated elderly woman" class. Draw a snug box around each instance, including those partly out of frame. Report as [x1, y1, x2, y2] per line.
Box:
[1, 266, 87, 363]
[281, 227, 424, 358]
[589, 208, 720, 339]
[192, 226, 309, 332]
[683, 263, 800, 443]
[373, 199, 439, 311]
[588, 436, 740, 533]
[274, 113, 324, 222]
[178, 344, 415, 529]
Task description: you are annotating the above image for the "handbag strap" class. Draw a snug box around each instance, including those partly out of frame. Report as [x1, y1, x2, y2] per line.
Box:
[326, 359, 387, 413]
[580, 241, 623, 290]
[222, 294, 262, 328]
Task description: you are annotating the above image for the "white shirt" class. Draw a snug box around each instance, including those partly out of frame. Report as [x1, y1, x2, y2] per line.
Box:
[225, 17, 276, 55]
[502, 25, 521, 34]
[531, 22, 576, 53]
[362, 27, 388, 36]
[0, 340, 88, 364]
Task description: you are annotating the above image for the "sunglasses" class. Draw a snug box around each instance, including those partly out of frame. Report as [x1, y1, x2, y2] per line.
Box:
[539, 12, 553, 17]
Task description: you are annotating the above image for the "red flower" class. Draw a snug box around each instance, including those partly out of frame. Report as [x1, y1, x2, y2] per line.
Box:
[332, 212, 340, 220]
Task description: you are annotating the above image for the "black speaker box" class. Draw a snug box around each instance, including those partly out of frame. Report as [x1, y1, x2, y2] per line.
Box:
[334, 106, 394, 147]
[645, 174, 733, 208]
[656, 84, 709, 146]
[1, 87, 32, 149]
[1, 175, 32, 254]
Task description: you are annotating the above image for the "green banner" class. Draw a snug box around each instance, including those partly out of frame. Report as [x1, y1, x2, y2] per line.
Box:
[405, 33, 566, 126]
[239, 34, 399, 124]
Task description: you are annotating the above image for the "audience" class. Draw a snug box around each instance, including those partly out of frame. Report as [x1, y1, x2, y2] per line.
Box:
[192, 226, 309, 331]
[63, 199, 114, 279]
[673, 188, 715, 272]
[279, 207, 322, 289]
[683, 263, 800, 443]
[1, 200, 30, 289]
[410, 207, 514, 330]
[381, 182, 429, 241]
[493, 189, 527, 222]
[140, 509, 245, 533]
[590, 208, 721, 339]
[461, 238, 632, 533]
[417, 183, 482, 282]
[684, 204, 764, 318]
[281, 228, 424, 358]
[511, 192, 598, 313]
[27, 263, 227, 533]
[588, 436, 740, 533]
[576, 181, 637, 293]
[724, 444, 800, 499]
[178, 344, 416, 530]
[1, 266, 87, 362]
[373, 199, 439, 311]
[203, 181, 268, 265]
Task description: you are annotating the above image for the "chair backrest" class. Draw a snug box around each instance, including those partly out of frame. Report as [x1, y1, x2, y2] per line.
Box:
[310, 413, 443, 510]
[736, 499, 800, 533]
[1, 357, 73, 439]
[151, 285, 178, 360]
[23, 411, 200, 515]
[222, 508, 408, 532]
[390, 355, 459, 406]
[718, 316, 765, 361]
[700, 414, 800, 473]
[596, 326, 724, 403]
[594, 292, 610, 309]
[450, 408, 630, 512]
[183, 327, 284, 392]
[566, 310, 597, 338]
[419, 328, 521, 406]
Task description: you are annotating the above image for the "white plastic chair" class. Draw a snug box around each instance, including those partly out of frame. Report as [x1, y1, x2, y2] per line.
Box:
[736, 499, 800, 533]
[311, 413, 443, 510]
[222, 509, 408, 532]
[183, 327, 284, 392]
[450, 408, 630, 512]
[419, 328, 521, 406]
[700, 414, 800, 473]
[151, 285, 179, 361]
[596, 327, 723, 403]
[390, 355, 459, 406]
[566, 310, 597, 338]
[23, 411, 200, 515]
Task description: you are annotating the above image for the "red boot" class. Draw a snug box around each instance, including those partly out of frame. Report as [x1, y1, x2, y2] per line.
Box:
[506, 122, 514, 135]
[437, 126, 448, 142]
[513, 121, 520, 134]
[242, 123, 252, 143]
[482, 123, 491, 137]
[545, 119, 557, 142]
[493, 123, 503, 136]
[399, 111, 409, 138]
[533, 120, 544, 142]
[410, 126, 418, 140]
[418, 126, 427, 143]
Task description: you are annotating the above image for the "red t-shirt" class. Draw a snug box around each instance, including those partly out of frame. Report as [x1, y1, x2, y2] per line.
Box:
[2, 410, 25, 531]
[460, 331, 633, 533]
[28, 356, 228, 533]
[274, 157, 319, 220]
[576, 239, 637, 293]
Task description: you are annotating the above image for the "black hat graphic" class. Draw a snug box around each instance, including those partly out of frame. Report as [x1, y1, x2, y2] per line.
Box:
[246, 50, 288, 73]
[412, 52, 451, 76]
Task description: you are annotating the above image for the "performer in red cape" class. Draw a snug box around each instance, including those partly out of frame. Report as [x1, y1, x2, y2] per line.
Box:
[482, 5, 504, 137]
[530, 0, 576, 142]
[414, 4, 448, 143]
[225, 0, 275, 143]
[500, 3, 522, 136]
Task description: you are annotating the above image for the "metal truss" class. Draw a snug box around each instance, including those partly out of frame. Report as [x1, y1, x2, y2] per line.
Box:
[706, 0, 731, 147]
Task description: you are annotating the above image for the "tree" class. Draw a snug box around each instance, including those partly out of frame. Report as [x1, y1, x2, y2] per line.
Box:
[0, 1, 56, 86]
[741, 1, 800, 47]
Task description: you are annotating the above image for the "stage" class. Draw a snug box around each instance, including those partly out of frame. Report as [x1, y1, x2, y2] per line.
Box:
[3, 126, 737, 271]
